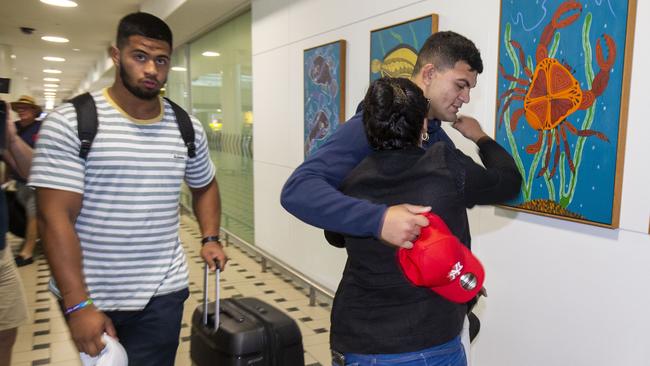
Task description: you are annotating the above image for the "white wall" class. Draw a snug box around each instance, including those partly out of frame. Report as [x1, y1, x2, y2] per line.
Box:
[251, 1, 650, 365]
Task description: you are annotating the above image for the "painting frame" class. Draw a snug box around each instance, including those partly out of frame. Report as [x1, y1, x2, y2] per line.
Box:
[493, 0, 637, 228]
[303, 39, 346, 158]
[369, 14, 439, 81]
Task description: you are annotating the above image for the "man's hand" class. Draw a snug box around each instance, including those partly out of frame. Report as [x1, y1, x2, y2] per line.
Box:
[380, 204, 431, 248]
[201, 242, 228, 271]
[452, 115, 488, 143]
[67, 307, 116, 357]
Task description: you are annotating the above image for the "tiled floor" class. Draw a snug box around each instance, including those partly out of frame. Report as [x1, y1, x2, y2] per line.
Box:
[8, 214, 332, 365]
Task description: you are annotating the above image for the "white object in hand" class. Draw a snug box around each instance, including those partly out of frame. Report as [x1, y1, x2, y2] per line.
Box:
[79, 333, 128, 366]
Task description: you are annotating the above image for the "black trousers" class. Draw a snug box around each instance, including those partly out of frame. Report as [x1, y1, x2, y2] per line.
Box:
[104, 288, 190, 366]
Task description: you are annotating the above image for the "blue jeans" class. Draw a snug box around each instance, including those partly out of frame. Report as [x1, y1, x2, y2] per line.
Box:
[104, 288, 189, 366]
[338, 336, 466, 366]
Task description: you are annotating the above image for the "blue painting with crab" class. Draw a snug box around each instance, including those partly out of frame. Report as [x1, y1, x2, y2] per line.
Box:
[495, 0, 630, 225]
[304, 41, 344, 158]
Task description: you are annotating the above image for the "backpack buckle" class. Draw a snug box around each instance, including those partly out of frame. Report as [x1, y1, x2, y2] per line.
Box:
[186, 142, 197, 158]
[79, 139, 92, 159]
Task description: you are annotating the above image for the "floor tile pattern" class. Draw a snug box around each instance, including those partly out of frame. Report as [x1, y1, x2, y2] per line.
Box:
[8, 214, 331, 365]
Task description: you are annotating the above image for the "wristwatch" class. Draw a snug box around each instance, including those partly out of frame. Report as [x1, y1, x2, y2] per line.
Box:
[201, 235, 221, 246]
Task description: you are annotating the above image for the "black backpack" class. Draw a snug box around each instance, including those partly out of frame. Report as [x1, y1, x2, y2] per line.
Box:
[70, 93, 196, 160]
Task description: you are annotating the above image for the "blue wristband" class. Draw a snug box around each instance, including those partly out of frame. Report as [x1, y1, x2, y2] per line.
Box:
[64, 299, 93, 315]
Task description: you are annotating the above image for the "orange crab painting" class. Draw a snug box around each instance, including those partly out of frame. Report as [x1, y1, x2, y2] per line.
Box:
[497, 0, 616, 178]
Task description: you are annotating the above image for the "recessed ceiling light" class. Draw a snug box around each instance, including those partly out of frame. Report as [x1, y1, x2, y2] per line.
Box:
[202, 51, 220, 57]
[72, 48, 80, 51]
[44, 83, 59, 88]
[23, 77, 29, 80]
[43, 56, 66, 62]
[43, 69, 62, 74]
[41, 36, 69, 43]
[44, 77, 60, 82]
[44, 88, 58, 92]
[171, 66, 187, 71]
[40, 0, 78, 7]
[10, 54, 16, 59]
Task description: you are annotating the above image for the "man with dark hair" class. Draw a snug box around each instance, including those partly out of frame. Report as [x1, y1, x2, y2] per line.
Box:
[30, 12, 227, 365]
[282, 30, 484, 248]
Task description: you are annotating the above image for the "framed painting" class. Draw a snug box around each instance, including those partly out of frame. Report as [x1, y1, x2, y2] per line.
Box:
[495, 0, 637, 227]
[303, 40, 346, 158]
[370, 14, 438, 81]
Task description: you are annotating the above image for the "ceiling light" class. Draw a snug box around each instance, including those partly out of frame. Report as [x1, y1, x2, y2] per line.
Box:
[72, 48, 80, 51]
[44, 77, 60, 82]
[10, 54, 16, 59]
[171, 66, 187, 71]
[43, 56, 66, 62]
[41, 36, 69, 43]
[44, 88, 58, 92]
[44, 91, 57, 94]
[40, 0, 78, 7]
[44, 83, 59, 88]
[43, 69, 62, 74]
[202, 51, 220, 57]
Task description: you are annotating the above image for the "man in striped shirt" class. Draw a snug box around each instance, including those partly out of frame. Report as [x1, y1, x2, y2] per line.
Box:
[29, 12, 227, 365]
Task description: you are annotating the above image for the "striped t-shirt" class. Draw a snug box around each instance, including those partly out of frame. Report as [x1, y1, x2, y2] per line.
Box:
[29, 89, 215, 311]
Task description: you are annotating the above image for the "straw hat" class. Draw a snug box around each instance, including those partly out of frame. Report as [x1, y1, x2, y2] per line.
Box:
[11, 95, 43, 115]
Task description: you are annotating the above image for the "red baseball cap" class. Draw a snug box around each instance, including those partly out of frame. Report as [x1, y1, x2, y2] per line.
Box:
[398, 213, 485, 303]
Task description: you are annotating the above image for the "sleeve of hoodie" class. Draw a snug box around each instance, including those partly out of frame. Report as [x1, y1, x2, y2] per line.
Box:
[280, 112, 387, 237]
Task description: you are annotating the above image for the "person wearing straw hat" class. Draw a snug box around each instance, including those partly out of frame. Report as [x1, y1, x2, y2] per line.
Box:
[7, 95, 43, 266]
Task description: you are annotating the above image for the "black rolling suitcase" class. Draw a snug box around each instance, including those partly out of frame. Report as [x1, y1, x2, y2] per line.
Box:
[190, 264, 304, 366]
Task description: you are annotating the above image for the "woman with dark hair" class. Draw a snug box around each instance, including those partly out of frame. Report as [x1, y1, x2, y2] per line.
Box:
[327, 77, 521, 366]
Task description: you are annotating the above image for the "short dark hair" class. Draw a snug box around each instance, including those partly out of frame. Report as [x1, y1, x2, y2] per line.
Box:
[413, 31, 483, 75]
[116, 12, 173, 49]
[363, 77, 428, 150]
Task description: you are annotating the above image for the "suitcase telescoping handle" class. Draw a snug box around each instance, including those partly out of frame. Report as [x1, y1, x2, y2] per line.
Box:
[202, 260, 220, 331]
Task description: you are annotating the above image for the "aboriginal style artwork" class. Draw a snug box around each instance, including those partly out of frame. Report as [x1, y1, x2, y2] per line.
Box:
[370, 14, 438, 81]
[303, 40, 346, 157]
[495, 0, 635, 227]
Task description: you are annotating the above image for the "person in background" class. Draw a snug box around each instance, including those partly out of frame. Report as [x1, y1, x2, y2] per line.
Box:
[6, 95, 43, 266]
[326, 77, 521, 366]
[29, 12, 227, 365]
[0, 99, 33, 366]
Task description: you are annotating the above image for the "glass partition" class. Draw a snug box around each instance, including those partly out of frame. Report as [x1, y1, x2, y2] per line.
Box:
[167, 45, 193, 209]
[189, 12, 254, 244]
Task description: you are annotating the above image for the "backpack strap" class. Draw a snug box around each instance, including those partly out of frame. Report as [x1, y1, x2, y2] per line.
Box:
[164, 97, 196, 158]
[71, 93, 98, 160]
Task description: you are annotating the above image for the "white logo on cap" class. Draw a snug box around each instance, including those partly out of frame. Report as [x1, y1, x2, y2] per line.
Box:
[447, 262, 463, 281]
